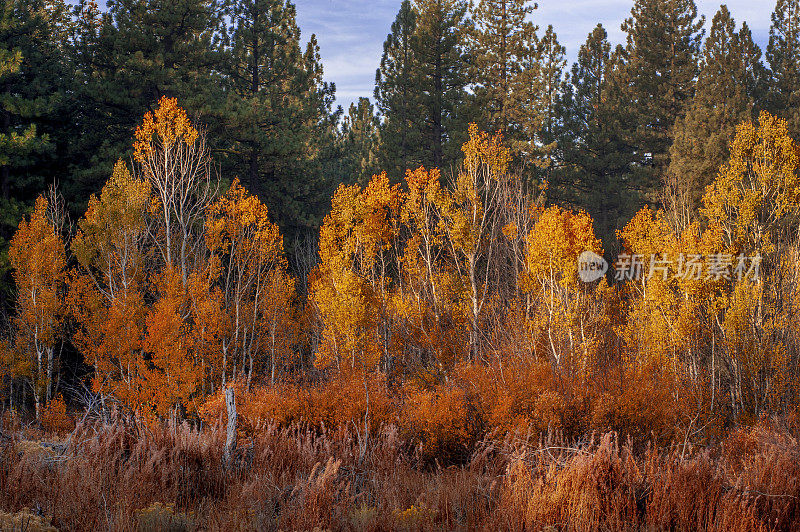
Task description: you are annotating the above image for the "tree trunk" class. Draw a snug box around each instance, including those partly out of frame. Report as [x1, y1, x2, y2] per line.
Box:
[224, 387, 237, 466]
[47, 347, 54, 404]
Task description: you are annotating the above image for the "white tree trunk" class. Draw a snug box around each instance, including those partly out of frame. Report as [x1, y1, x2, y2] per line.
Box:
[224, 387, 237, 466]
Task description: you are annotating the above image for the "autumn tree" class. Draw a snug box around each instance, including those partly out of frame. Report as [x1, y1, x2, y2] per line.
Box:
[436, 124, 512, 362]
[7, 195, 66, 419]
[311, 172, 401, 448]
[133, 95, 215, 283]
[70, 160, 151, 409]
[312, 172, 401, 373]
[702, 111, 800, 258]
[396, 166, 463, 369]
[699, 113, 800, 417]
[141, 267, 208, 416]
[71, 98, 224, 416]
[523, 206, 604, 371]
[619, 112, 800, 422]
[206, 179, 294, 388]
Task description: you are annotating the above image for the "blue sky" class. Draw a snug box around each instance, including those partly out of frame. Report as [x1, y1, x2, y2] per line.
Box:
[293, 0, 773, 111]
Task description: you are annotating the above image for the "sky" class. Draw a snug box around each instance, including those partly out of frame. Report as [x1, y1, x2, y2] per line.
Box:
[293, 0, 774, 112]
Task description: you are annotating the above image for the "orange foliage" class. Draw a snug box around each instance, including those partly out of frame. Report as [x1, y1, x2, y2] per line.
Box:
[205, 179, 295, 387]
[133, 96, 199, 162]
[39, 394, 74, 434]
[8, 195, 67, 418]
[139, 268, 204, 416]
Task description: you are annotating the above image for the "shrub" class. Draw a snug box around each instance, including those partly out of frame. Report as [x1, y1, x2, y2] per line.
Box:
[0, 508, 58, 532]
[39, 395, 73, 435]
[135, 502, 195, 532]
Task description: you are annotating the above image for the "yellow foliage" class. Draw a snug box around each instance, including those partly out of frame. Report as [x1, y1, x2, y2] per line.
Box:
[72, 159, 151, 285]
[312, 172, 400, 371]
[702, 111, 800, 256]
[523, 206, 607, 370]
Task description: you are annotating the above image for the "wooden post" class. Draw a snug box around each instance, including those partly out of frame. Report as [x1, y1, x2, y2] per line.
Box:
[224, 387, 237, 466]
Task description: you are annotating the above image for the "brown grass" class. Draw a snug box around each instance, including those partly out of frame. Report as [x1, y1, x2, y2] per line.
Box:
[1, 416, 798, 531]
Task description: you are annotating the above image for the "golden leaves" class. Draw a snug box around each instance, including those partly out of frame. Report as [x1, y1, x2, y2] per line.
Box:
[461, 123, 511, 178]
[525, 206, 602, 290]
[72, 159, 151, 275]
[133, 96, 199, 162]
[702, 111, 800, 255]
[206, 179, 284, 266]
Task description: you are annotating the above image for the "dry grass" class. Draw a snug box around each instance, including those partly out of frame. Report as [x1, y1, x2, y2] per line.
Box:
[0, 416, 798, 531]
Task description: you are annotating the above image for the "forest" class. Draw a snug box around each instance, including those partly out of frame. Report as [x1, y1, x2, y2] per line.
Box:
[3, 0, 800, 530]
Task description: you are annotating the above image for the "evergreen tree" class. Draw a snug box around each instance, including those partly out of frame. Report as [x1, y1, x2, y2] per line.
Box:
[469, 0, 538, 148]
[0, 0, 71, 292]
[410, 0, 472, 173]
[766, 0, 800, 138]
[65, 0, 223, 214]
[523, 24, 565, 171]
[668, 6, 765, 216]
[739, 22, 768, 109]
[553, 24, 635, 247]
[376, 0, 472, 178]
[617, 0, 704, 199]
[375, 0, 420, 179]
[340, 97, 381, 186]
[283, 33, 342, 237]
[219, 0, 339, 237]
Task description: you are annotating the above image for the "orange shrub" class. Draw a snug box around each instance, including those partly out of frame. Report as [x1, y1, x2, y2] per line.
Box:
[400, 379, 482, 463]
[39, 395, 74, 435]
[199, 373, 397, 434]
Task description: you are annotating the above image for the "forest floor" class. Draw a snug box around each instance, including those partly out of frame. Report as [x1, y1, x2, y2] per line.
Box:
[1, 416, 799, 531]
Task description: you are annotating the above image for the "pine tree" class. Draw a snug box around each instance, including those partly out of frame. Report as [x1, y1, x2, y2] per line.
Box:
[668, 6, 765, 217]
[553, 24, 635, 247]
[766, 0, 800, 138]
[617, 0, 705, 198]
[288, 33, 342, 235]
[0, 0, 70, 294]
[375, 0, 421, 178]
[218, 0, 339, 238]
[376, 0, 472, 178]
[220, 0, 306, 193]
[740, 23, 768, 108]
[341, 97, 381, 185]
[469, 0, 538, 148]
[66, 0, 223, 214]
[411, 0, 472, 172]
[523, 24, 565, 171]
